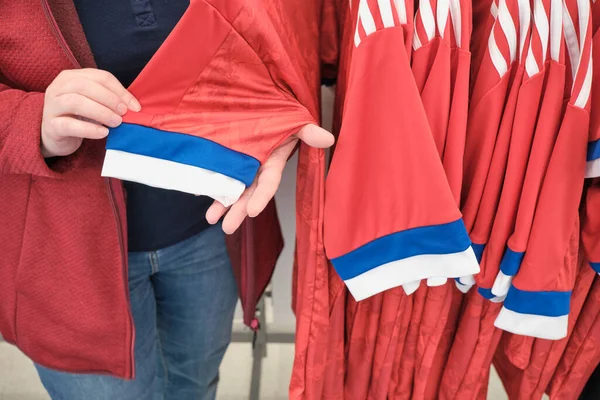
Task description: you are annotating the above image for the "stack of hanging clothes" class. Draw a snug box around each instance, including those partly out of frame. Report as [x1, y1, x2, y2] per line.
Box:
[289, 0, 600, 398]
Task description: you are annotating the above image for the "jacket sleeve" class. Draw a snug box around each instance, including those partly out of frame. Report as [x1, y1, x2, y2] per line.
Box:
[494, 0, 592, 339]
[323, 0, 479, 301]
[0, 79, 58, 177]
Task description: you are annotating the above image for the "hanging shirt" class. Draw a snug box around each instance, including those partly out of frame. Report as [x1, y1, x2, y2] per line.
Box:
[73, 0, 214, 252]
[323, 0, 480, 301]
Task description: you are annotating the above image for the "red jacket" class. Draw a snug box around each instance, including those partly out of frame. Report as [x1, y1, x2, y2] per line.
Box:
[0, 0, 284, 379]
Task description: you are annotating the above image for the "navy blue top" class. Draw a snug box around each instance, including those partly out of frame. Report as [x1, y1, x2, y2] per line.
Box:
[74, 0, 214, 252]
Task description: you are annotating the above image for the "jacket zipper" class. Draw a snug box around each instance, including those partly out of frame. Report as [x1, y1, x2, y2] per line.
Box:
[40, 0, 79, 68]
[40, 0, 135, 379]
[106, 179, 135, 379]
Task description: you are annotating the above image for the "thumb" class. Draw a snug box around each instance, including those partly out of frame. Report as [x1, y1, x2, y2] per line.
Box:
[295, 124, 335, 149]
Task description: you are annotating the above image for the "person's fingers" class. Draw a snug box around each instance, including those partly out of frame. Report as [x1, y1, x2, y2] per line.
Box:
[48, 116, 109, 140]
[295, 124, 335, 148]
[79, 69, 141, 111]
[52, 93, 122, 128]
[206, 201, 228, 225]
[246, 166, 283, 217]
[211, 125, 334, 229]
[222, 182, 257, 234]
[57, 78, 129, 116]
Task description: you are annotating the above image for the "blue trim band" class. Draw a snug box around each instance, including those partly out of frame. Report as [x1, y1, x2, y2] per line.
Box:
[106, 123, 260, 186]
[499, 248, 524, 276]
[472, 243, 486, 263]
[331, 219, 472, 280]
[590, 262, 600, 274]
[587, 139, 600, 161]
[478, 287, 496, 300]
[504, 286, 571, 317]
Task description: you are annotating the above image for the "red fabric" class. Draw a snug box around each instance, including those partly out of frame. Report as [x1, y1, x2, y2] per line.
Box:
[288, 0, 333, 397]
[0, 0, 134, 378]
[121, 0, 316, 162]
[493, 252, 595, 400]
[438, 293, 503, 399]
[0, 0, 296, 378]
[548, 277, 600, 399]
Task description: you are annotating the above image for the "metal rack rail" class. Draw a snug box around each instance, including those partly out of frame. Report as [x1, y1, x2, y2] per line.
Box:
[230, 291, 295, 400]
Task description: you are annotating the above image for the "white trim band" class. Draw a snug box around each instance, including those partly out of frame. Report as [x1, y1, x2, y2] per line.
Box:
[491, 271, 513, 297]
[344, 247, 480, 301]
[102, 150, 246, 207]
[403, 280, 421, 295]
[494, 306, 569, 339]
[585, 158, 600, 178]
[427, 277, 448, 286]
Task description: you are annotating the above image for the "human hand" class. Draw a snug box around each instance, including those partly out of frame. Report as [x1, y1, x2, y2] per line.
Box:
[41, 68, 141, 158]
[206, 124, 334, 234]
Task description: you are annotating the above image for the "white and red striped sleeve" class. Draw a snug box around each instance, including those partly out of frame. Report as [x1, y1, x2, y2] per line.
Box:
[487, 0, 566, 299]
[463, 0, 532, 296]
[460, 0, 522, 268]
[494, 0, 592, 339]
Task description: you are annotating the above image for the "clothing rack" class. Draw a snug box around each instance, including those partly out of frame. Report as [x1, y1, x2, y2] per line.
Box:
[230, 289, 295, 400]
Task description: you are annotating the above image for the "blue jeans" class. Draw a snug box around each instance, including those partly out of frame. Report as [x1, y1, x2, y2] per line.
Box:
[35, 224, 238, 400]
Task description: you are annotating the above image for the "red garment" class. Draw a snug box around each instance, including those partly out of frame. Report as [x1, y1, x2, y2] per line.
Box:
[493, 251, 595, 400]
[438, 293, 503, 399]
[468, 0, 531, 296]
[487, 0, 565, 299]
[0, 0, 303, 379]
[411, 0, 474, 396]
[460, 0, 519, 244]
[323, 0, 478, 302]
[438, 0, 527, 396]
[546, 10, 600, 394]
[100, 0, 316, 206]
[547, 277, 600, 399]
[397, 0, 473, 396]
[289, 0, 341, 397]
[0, 0, 135, 378]
[494, 0, 592, 337]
